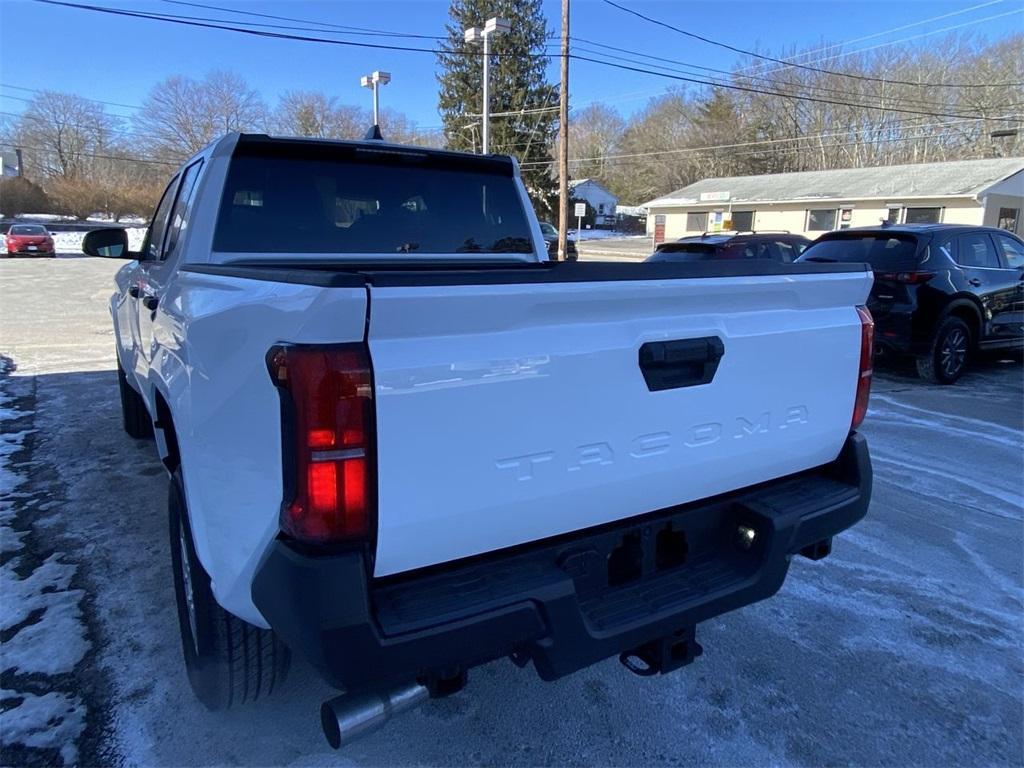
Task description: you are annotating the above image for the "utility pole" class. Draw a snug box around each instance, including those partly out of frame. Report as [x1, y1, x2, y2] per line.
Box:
[557, 0, 570, 261]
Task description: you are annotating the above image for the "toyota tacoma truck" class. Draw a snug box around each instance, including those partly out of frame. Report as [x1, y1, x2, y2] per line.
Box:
[85, 133, 874, 748]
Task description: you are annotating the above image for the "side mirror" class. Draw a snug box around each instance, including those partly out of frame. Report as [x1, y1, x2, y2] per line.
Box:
[83, 228, 132, 259]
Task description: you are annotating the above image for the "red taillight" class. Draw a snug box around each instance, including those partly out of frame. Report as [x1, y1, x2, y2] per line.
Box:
[851, 305, 874, 431]
[877, 271, 934, 284]
[267, 344, 374, 544]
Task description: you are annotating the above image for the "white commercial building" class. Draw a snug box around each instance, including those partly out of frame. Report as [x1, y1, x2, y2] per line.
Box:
[643, 157, 1024, 243]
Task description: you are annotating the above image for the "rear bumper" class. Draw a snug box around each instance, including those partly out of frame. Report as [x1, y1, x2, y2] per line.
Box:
[253, 433, 872, 692]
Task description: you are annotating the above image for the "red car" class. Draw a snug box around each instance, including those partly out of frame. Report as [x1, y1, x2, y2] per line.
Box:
[4, 224, 56, 257]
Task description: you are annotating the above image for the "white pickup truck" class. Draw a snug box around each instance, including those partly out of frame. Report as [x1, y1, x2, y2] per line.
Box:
[85, 133, 874, 747]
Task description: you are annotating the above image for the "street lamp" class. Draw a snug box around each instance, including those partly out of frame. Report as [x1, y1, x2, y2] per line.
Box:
[360, 70, 391, 129]
[464, 17, 511, 154]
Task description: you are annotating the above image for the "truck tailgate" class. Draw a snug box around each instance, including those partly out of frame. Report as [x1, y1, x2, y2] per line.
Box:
[367, 266, 872, 576]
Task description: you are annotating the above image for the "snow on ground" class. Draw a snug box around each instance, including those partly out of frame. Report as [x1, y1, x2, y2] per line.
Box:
[0, 362, 90, 765]
[0, 257, 1022, 765]
[573, 228, 647, 240]
[0, 227, 146, 256]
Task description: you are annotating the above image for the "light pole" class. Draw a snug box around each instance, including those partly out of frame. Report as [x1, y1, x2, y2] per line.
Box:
[360, 70, 391, 129]
[464, 17, 511, 154]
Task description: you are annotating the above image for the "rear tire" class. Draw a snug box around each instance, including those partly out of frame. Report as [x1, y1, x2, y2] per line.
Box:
[916, 317, 971, 385]
[169, 470, 290, 710]
[117, 361, 154, 439]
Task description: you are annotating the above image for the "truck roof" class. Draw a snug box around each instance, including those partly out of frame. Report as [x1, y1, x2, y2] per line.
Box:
[226, 132, 518, 171]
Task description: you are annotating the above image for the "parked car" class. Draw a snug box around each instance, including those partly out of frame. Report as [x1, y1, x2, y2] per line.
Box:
[798, 223, 1024, 384]
[539, 220, 577, 259]
[4, 224, 55, 257]
[646, 231, 811, 263]
[83, 133, 873, 748]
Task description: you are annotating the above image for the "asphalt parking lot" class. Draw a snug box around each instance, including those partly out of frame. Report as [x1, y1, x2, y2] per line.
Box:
[1, 255, 1022, 767]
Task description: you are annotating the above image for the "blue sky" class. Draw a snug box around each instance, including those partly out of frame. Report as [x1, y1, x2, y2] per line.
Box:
[1, 0, 1021, 129]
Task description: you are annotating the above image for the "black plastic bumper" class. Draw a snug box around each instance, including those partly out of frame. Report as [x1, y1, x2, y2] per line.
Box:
[253, 433, 872, 692]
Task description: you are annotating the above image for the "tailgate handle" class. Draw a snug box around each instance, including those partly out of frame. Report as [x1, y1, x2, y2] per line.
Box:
[639, 337, 725, 391]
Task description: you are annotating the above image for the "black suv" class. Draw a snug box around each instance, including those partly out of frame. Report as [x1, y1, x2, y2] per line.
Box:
[646, 231, 811, 263]
[799, 224, 1024, 384]
[539, 221, 578, 259]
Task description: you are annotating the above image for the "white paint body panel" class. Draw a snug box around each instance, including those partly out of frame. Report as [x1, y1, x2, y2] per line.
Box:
[110, 132, 873, 625]
[369, 271, 871, 576]
[148, 272, 368, 625]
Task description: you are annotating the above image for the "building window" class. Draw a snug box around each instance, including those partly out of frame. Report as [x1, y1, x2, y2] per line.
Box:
[731, 210, 754, 231]
[886, 207, 901, 224]
[904, 207, 943, 224]
[598, 203, 605, 215]
[997, 207, 1019, 233]
[806, 209, 837, 231]
[686, 212, 708, 232]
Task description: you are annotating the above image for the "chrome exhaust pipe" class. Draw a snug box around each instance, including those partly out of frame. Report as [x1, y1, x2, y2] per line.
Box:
[321, 682, 429, 749]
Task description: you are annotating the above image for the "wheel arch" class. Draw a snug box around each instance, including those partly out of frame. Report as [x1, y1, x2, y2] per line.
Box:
[152, 387, 181, 473]
[939, 297, 983, 346]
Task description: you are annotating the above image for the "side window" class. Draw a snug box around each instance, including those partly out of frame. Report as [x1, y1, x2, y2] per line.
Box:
[142, 176, 180, 261]
[774, 240, 797, 262]
[956, 233, 1000, 269]
[164, 160, 204, 259]
[994, 234, 1024, 269]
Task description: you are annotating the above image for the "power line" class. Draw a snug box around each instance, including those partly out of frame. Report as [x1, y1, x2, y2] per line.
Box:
[748, 8, 1024, 78]
[568, 41, 994, 114]
[590, 5, 1024, 107]
[0, 141, 178, 166]
[157, 0, 446, 39]
[1, 83, 143, 111]
[737, 0, 1007, 74]
[572, 53, 1023, 122]
[34, 0, 1022, 125]
[150, 2, 448, 41]
[599, 0, 1023, 89]
[33, 0, 508, 58]
[519, 113, 1022, 167]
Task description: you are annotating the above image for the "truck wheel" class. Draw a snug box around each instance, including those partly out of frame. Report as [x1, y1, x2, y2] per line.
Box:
[916, 317, 971, 385]
[117, 362, 154, 439]
[169, 470, 290, 710]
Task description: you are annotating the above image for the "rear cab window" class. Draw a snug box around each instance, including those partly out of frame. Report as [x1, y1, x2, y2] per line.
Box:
[213, 141, 537, 260]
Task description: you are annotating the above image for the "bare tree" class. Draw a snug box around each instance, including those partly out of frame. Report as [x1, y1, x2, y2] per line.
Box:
[566, 103, 625, 182]
[135, 70, 267, 160]
[2, 91, 116, 181]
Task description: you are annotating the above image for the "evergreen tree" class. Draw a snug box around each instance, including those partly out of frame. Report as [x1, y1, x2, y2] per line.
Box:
[437, 0, 558, 215]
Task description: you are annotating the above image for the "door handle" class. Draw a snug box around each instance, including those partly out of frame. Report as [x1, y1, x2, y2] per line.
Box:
[639, 337, 725, 391]
[142, 295, 159, 311]
[968, 278, 982, 287]
[128, 285, 141, 298]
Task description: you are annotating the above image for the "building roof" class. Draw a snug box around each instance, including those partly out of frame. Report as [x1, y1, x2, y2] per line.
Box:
[616, 205, 648, 217]
[570, 178, 617, 199]
[643, 157, 1024, 208]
